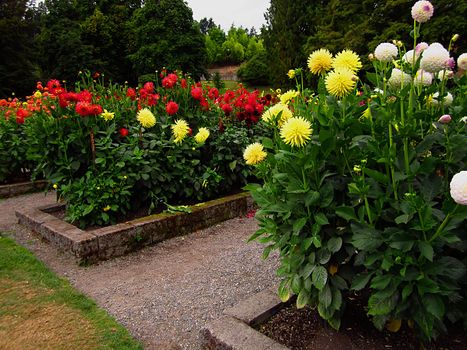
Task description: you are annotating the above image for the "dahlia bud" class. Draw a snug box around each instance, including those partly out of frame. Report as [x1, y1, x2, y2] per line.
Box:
[368, 53, 375, 61]
[452, 34, 460, 42]
[438, 114, 452, 124]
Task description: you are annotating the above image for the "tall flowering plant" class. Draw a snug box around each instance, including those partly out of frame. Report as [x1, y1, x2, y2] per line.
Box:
[246, 1, 466, 342]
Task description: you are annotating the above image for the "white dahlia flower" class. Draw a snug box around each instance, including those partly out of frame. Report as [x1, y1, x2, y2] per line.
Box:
[458, 53, 467, 70]
[411, 1, 434, 23]
[414, 70, 433, 86]
[450, 171, 467, 205]
[388, 68, 412, 89]
[374, 43, 399, 62]
[420, 43, 450, 73]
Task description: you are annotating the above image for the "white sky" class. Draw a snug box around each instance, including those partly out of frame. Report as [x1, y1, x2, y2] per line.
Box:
[185, 0, 270, 31]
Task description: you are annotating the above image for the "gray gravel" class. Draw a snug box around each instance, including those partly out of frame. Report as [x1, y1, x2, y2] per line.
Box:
[0, 192, 280, 349]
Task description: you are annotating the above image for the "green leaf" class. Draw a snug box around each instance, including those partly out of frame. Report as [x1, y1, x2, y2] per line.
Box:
[293, 217, 308, 235]
[331, 288, 342, 311]
[351, 272, 373, 291]
[305, 191, 320, 206]
[423, 295, 445, 320]
[291, 275, 302, 294]
[314, 213, 329, 226]
[327, 237, 342, 253]
[228, 160, 237, 171]
[278, 280, 291, 302]
[312, 266, 328, 290]
[335, 206, 358, 222]
[319, 182, 334, 207]
[418, 241, 434, 262]
[301, 263, 315, 279]
[351, 223, 383, 251]
[402, 284, 413, 301]
[395, 214, 410, 224]
[327, 316, 341, 330]
[370, 274, 392, 290]
[368, 291, 398, 316]
[319, 284, 332, 308]
[317, 248, 331, 264]
[296, 289, 310, 309]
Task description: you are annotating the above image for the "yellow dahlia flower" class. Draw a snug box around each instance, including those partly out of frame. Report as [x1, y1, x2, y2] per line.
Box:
[325, 68, 357, 98]
[280, 117, 312, 147]
[101, 109, 115, 121]
[243, 143, 267, 165]
[262, 103, 293, 126]
[137, 108, 156, 128]
[307, 49, 333, 75]
[194, 127, 210, 144]
[332, 49, 362, 72]
[280, 90, 299, 105]
[171, 119, 190, 144]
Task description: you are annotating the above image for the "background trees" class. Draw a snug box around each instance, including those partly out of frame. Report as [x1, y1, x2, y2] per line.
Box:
[0, 0, 465, 96]
[263, 0, 466, 85]
[128, 0, 207, 80]
[0, 0, 41, 97]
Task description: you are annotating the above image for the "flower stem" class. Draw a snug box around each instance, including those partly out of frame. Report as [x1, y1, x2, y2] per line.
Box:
[388, 123, 398, 200]
[429, 205, 458, 243]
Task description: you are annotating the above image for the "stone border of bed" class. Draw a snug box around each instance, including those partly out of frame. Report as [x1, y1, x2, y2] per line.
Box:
[15, 192, 254, 264]
[0, 180, 48, 198]
[201, 287, 289, 350]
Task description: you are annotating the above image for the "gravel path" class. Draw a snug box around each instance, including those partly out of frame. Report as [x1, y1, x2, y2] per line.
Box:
[0, 192, 280, 349]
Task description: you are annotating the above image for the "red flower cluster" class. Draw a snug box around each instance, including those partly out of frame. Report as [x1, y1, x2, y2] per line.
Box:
[138, 83, 160, 108]
[162, 73, 178, 89]
[75, 101, 103, 116]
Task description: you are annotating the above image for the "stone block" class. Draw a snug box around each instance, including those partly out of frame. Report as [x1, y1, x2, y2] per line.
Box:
[224, 288, 284, 326]
[201, 316, 288, 350]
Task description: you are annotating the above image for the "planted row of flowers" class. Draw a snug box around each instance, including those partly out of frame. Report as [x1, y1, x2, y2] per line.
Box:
[0, 71, 275, 227]
[244, 1, 466, 344]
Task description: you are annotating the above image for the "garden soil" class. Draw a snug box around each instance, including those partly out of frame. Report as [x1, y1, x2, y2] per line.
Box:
[0, 192, 280, 349]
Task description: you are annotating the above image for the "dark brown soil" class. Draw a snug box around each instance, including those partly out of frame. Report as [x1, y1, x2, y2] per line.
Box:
[258, 292, 466, 350]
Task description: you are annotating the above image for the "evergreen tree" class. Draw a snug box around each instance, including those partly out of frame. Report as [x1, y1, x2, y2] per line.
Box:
[0, 0, 40, 97]
[128, 0, 207, 80]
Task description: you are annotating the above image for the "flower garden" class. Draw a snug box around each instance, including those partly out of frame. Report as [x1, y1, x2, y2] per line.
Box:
[1, 0, 466, 347]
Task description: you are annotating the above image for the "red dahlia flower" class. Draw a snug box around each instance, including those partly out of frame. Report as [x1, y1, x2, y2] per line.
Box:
[221, 104, 232, 116]
[143, 82, 155, 93]
[75, 102, 102, 116]
[126, 88, 137, 100]
[119, 127, 129, 137]
[165, 101, 179, 115]
[191, 87, 203, 100]
[208, 87, 219, 100]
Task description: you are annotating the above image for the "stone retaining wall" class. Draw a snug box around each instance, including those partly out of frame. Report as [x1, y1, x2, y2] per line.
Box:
[15, 192, 254, 264]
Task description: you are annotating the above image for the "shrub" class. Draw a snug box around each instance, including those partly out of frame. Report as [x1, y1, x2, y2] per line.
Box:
[238, 52, 271, 87]
[246, 2, 466, 343]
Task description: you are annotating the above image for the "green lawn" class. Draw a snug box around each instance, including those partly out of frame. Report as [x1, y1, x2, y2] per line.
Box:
[0, 233, 143, 350]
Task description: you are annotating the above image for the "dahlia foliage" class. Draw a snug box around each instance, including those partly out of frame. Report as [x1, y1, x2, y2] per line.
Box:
[245, 1, 466, 343]
[0, 70, 274, 227]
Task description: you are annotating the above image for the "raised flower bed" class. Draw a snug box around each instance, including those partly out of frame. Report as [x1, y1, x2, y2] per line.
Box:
[16, 192, 254, 263]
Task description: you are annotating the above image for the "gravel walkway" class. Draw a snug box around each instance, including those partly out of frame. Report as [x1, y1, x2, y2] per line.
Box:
[0, 192, 280, 349]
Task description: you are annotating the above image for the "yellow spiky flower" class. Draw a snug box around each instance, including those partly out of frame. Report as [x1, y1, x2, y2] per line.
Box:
[280, 90, 299, 105]
[262, 103, 293, 126]
[332, 49, 362, 72]
[243, 143, 267, 165]
[280, 117, 312, 147]
[171, 119, 190, 144]
[101, 109, 115, 121]
[325, 68, 357, 98]
[194, 127, 210, 144]
[307, 49, 333, 75]
[136, 108, 156, 128]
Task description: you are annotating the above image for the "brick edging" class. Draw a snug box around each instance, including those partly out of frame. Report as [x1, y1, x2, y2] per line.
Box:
[16, 192, 255, 263]
[0, 180, 48, 198]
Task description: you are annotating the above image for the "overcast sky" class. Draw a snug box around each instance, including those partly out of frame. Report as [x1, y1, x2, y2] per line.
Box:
[185, 0, 270, 31]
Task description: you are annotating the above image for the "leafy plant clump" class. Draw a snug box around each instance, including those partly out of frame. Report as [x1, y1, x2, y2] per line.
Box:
[0, 71, 273, 228]
[246, 1, 466, 343]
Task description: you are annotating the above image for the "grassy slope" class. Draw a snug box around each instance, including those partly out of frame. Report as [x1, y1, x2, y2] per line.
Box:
[0, 233, 143, 350]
